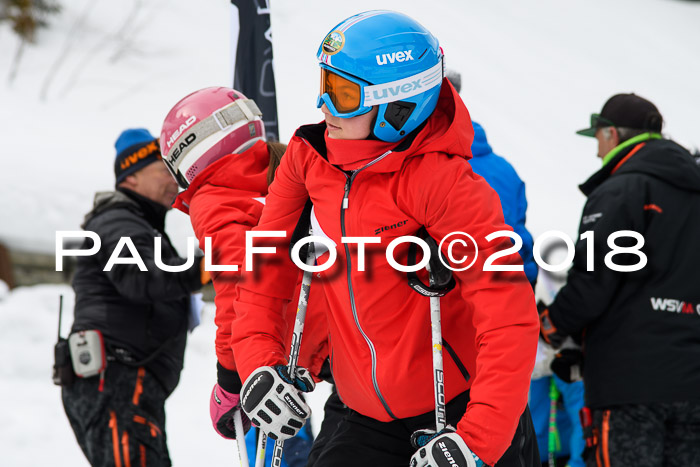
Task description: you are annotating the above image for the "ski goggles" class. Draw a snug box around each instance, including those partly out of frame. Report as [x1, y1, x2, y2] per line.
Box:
[317, 66, 371, 118]
[317, 59, 444, 118]
[163, 98, 264, 188]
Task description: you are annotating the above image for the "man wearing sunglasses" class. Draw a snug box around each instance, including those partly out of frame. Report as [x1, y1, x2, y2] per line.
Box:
[539, 94, 700, 466]
[230, 10, 540, 467]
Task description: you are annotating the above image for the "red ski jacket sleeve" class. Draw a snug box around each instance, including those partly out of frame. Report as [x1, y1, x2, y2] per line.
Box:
[174, 141, 329, 379]
[404, 153, 539, 464]
[231, 144, 313, 374]
[173, 142, 270, 371]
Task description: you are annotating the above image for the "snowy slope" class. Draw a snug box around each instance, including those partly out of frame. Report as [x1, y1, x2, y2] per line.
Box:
[1, 0, 699, 465]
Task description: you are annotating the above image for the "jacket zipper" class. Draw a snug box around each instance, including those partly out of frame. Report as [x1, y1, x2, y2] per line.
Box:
[340, 150, 397, 419]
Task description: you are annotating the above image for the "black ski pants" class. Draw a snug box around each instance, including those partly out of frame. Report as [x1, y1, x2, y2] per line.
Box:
[309, 390, 539, 466]
[62, 362, 171, 466]
[307, 385, 348, 466]
[586, 401, 700, 467]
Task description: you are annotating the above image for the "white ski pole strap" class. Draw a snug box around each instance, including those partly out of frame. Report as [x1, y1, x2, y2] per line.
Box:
[164, 99, 262, 170]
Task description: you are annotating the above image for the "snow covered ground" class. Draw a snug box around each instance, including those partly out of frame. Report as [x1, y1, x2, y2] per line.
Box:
[1, 0, 699, 465]
[0, 284, 331, 466]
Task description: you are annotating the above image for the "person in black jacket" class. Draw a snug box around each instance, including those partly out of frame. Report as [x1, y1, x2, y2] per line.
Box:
[62, 128, 205, 467]
[539, 94, 700, 467]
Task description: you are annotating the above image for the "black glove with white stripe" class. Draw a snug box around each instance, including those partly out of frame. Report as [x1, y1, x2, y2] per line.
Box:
[240, 365, 315, 441]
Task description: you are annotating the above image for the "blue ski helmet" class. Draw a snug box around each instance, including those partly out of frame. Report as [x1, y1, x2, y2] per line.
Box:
[317, 10, 444, 142]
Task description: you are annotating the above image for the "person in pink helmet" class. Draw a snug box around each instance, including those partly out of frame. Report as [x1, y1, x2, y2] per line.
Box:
[160, 87, 332, 466]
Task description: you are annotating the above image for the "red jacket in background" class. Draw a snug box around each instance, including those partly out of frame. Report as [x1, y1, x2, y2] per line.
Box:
[173, 140, 328, 378]
[230, 82, 539, 465]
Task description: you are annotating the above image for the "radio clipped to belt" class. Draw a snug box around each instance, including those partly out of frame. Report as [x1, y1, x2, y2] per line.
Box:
[52, 295, 108, 389]
[52, 295, 75, 386]
[69, 329, 107, 390]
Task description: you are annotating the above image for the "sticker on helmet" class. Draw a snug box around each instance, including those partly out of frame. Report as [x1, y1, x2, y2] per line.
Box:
[322, 31, 345, 55]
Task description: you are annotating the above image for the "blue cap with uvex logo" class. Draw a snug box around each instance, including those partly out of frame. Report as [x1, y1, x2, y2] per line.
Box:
[114, 128, 161, 184]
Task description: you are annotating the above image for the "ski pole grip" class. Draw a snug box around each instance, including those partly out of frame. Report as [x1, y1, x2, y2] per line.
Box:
[407, 228, 456, 296]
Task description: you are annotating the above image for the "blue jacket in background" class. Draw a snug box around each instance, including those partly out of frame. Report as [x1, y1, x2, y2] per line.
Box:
[469, 122, 538, 284]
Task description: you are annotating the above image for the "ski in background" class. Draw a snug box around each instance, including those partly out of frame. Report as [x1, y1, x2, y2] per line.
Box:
[230, 0, 280, 141]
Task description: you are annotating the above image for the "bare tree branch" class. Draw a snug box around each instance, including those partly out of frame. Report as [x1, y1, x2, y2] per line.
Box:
[39, 0, 97, 101]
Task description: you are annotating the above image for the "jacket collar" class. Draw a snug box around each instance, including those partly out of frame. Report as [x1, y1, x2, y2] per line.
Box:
[83, 188, 167, 233]
[601, 132, 662, 167]
[579, 133, 661, 196]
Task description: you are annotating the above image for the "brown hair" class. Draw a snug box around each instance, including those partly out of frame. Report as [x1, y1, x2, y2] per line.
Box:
[266, 141, 287, 185]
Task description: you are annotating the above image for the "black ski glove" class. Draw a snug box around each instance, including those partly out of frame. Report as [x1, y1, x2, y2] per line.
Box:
[551, 348, 584, 383]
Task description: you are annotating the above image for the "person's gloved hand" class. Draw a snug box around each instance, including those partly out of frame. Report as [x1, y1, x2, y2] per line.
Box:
[241, 365, 315, 441]
[209, 363, 250, 439]
[538, 301, 567, 349]
[551, 347, 584, 383]
[410, 427, 485, 467]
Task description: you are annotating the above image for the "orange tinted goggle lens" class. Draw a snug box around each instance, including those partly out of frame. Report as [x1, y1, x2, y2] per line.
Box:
[320, 68, 362, 113]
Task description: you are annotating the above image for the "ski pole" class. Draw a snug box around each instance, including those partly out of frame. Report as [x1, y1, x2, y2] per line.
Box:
[427, 262, 447, 432]
[233, 409, 249, 467]
[407, 229, 456, 432]
[254, 430, 266, 467]
[269, 239, 316, 467]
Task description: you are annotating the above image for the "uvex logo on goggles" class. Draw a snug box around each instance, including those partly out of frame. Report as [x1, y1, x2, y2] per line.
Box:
[364, 59, 443, 106]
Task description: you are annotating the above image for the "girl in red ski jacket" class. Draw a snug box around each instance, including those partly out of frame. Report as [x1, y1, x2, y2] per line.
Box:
[232, 11, 540, 467]
[160, 87, 329, 443]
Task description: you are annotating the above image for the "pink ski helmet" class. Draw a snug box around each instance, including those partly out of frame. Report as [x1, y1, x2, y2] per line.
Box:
[160, 87, 266, 188]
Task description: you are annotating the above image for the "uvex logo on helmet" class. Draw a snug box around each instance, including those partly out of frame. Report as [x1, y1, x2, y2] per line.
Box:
[376, 49, 414, 65]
